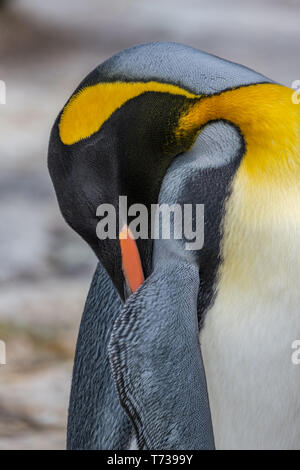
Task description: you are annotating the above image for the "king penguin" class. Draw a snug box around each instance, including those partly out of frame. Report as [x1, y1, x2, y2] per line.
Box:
[48, 42, 300, 450]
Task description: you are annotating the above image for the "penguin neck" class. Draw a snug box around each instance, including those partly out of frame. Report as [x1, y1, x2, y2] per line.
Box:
[178, 83, 300, 187]
[177, 82, 300, 295]
[219, 87, 300, 293]
[218, 147, 300, 302]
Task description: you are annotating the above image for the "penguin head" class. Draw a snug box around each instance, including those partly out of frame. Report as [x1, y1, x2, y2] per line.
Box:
[48, 42, 299, 310]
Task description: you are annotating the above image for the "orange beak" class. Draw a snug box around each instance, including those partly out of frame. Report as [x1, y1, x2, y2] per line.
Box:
[119, 225, 145, 294]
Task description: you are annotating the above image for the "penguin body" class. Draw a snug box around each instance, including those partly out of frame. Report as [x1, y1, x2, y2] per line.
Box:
[202, 169, 300, 449]
[48, 42, 300, 449]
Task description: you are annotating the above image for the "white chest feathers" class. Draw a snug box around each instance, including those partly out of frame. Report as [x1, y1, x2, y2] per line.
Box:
[200, 181, 300, 449]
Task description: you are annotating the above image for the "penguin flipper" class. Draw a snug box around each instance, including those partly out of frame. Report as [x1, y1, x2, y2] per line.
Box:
[67, 262, 133, 450]
[109, 262, 215, 450]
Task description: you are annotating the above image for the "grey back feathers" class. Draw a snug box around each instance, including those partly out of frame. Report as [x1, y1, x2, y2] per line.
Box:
[97, 42, 272, 93]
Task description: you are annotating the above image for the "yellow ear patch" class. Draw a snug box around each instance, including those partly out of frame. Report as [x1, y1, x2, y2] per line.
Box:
[176, 83, 300, 182]
[59, 81, 198, 145]
[59, 79, 300, 185]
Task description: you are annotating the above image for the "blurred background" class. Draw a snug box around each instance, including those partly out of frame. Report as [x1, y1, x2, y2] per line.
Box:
[0, 0, 299, 450]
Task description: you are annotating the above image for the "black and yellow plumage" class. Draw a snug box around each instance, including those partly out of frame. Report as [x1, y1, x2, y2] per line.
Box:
[48, 42, 300, 449]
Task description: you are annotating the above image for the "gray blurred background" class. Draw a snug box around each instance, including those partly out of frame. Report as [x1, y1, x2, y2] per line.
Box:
[0, 0, 299, 450]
